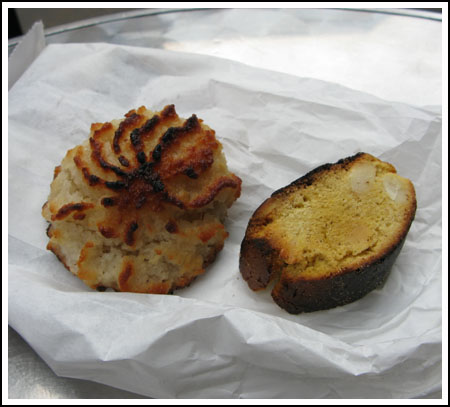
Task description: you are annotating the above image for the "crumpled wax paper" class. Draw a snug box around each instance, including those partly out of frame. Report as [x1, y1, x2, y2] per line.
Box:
[8, 43, 442, 399]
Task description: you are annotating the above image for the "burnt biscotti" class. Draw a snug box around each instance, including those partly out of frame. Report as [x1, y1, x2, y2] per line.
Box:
[240, 153, 416, 314]
[42, 105, 241, 293]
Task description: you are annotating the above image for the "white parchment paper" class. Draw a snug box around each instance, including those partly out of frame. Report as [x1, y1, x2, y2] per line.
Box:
[8, 21, 45, 90]
[8, 43, 442, 398]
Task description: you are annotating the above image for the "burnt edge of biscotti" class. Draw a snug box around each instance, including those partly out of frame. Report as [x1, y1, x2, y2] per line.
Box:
[271, 152, 366, 198]
[271, 233, 409, 314]
[240, 238, 281, 290]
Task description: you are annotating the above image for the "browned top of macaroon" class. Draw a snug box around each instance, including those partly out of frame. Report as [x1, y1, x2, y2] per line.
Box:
[47, 105, 241, 249]
[69, 104, 241, 212]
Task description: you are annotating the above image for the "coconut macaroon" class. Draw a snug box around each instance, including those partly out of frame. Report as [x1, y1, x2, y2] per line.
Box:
[42, 105, 242, 293]
[240, 153, 416, 314]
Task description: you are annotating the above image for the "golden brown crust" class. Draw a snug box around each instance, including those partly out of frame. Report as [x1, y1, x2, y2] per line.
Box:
[47, 241, 71, 271]
[72, 105, 241, 212]
[188, 175, 242, 208]
[53, 166, 62, 180]
[51, 202, 94, 221]
[240, 153, 416, 313]
[118, 261, 134, 291]
[270, 237, 407, 314]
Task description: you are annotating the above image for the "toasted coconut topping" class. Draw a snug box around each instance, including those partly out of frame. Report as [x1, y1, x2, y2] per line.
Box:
[165, 220, 178, 234]
[71, 105, 241, 212]
[101, 197, 116, 207]
[188, 175, 242, 208]
[113, 113, 141, 153]
[99, 225, 117, 238]
[125, 221, 139, 246]
[119, 261, 134, 290]
[52, 202, 94, 221]
[90, 137, 128, 177]
[130, 115, 160, 151]
[118, 155, 130, 167]
[82, 168, 103, 186]
[53, 165, 62, 180]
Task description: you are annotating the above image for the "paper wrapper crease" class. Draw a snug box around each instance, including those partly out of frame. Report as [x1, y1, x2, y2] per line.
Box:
[8, 43, 442, 398]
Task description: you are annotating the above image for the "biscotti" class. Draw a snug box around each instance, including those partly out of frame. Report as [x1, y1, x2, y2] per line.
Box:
[240, 153, 416, 314]
[42, 105, 241, 293]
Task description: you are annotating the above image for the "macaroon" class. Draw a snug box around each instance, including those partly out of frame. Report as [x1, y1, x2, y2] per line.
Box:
[43, 105, 241, 293]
